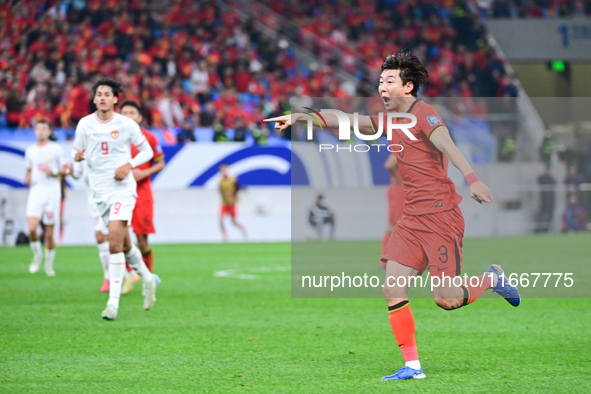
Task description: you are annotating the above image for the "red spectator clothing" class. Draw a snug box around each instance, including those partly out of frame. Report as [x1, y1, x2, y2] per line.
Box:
[29, 40, 49, 55]
[97, 20, 115, 37]
[234, 70, 251, 93]
[149, 108, 164, 128]
[151, 40, 169, 60]
[69, 85, 90, 121]
[177, 59, 193, 79]
[117, 17, 134, 35]
[53, 103, 71, 128]
[0, 3, 10, 18]
[23, 103, 53, 126]
[137, 51, 153, 67]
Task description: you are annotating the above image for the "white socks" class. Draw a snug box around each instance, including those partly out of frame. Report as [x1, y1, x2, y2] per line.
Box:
[125, 245, 153, 281]
[107, 252, 126, 309]
[97, 241, 110, 279]
[406, 360, 421, 370]
[30, 240, 42, 259]
[44, 248, 55, 270]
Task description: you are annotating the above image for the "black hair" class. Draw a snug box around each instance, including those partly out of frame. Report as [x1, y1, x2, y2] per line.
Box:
[119, 100, 142, 112]
[92, 77, 122, 98]
[36, 119, 52, 129]
[381, 53, 429, 97]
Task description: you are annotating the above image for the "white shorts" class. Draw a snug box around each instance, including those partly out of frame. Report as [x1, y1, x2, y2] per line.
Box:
[86, 191, 108, 234]
[93, 215, 109, 234]
[26, 188, 61, 225]
[96, 194, 136, 229]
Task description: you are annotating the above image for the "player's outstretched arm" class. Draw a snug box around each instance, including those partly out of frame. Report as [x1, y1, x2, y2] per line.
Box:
[431, 128, 493, 204]
[263, 112, 375, 135]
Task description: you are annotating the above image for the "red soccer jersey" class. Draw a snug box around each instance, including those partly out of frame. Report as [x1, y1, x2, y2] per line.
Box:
[131, 129, 165, 198]
[373, 100, 462, 216]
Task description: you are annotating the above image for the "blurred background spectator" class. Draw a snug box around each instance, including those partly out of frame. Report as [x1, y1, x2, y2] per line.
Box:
[308, 194, 335, 241]
[562, 193, 585, 232]
[536, 164, 556, 233]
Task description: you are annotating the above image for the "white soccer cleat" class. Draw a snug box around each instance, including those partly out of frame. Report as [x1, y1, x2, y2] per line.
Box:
[29, 256, 43, 274]
[44, 265, 56, 277]
[101, 305, 118, 320]
[121, 273, 140, 296]
[142, 274, 158, 310]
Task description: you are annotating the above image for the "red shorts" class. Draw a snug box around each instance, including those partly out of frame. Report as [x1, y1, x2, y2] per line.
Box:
[381, 206, 465, 278]
[131, 195, 155, 235]
[387, 183, 404, 225]
[220, 204, 236, 219]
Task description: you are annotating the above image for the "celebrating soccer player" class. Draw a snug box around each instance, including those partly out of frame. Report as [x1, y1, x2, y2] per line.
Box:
[265, 53, 521, 381]
[120, 100, 165, 295]
[25, 120, 69, 276]
[72, 78, 158, 321]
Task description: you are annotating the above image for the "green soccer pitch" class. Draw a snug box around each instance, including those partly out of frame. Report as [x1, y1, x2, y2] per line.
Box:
[1, 235, 590, 392]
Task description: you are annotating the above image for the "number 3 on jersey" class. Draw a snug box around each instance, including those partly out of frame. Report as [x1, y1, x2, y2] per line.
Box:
[101, 142, 109, 155]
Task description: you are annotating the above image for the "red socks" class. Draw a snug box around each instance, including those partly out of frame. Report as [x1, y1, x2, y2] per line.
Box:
[388, 300, 418, 363]
[461, 274, 494, 305]
[142, 250, 153, 273]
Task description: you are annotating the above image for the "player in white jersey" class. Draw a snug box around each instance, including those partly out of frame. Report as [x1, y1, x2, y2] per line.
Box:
[25, 120, 70, 276]
[72, 160, 110, 292]
[73, 78, 157, 321]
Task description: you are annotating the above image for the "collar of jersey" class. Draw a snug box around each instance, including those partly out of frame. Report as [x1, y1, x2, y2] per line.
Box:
[94, 111, 115, 124]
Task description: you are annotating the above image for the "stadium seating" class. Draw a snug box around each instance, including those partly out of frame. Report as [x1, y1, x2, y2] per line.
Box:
[1, 0, 518, 134]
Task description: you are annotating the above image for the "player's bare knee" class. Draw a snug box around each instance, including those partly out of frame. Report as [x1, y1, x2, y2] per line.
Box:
[434, 297, 461, 311]
[108, 234, 124, 254]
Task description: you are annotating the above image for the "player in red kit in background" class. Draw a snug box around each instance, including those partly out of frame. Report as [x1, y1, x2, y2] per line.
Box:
[119, 100, 165, 295]
[381, 154, 404, 269]
[265, 52, 521, 381]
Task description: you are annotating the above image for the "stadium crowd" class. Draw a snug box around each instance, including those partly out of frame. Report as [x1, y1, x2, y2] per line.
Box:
[256, 0, 519, 98]
[484, 0, 591, 18]
[1, 0, 521, 134]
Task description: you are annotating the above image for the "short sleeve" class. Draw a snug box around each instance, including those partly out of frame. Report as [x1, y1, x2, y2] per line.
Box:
[417, 107, 447, 140]
[73, 119, 87, 151]
[128, 119, 146, 147]
[369, 114, 385, 135]
[24, 148, 32, 170]
[147, 132, 164, 162]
